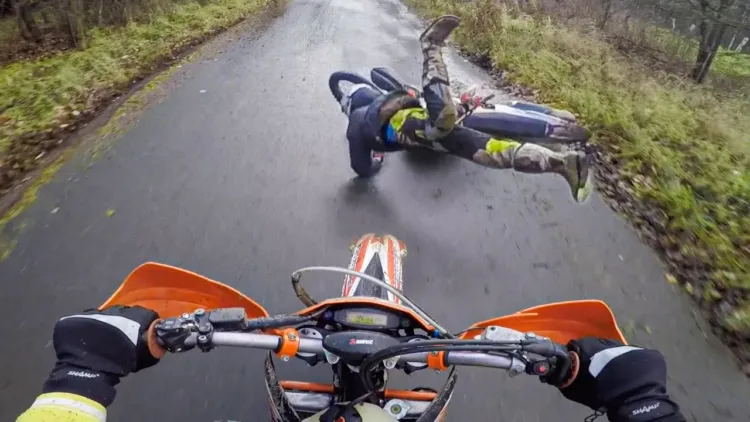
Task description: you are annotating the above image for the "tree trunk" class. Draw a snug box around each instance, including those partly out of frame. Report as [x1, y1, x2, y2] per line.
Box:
[623, 13, 631, 36]
[66, 0, 86, 49]
[113, 0, 132, 25]
[690, 22, 728, 83]
[598, 0, 613, 30]
[16, 0, 42, 43]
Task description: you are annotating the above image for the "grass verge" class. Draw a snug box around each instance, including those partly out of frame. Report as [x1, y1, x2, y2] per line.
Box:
[0, 0, 283, 192]
[406, 0, 750, 362]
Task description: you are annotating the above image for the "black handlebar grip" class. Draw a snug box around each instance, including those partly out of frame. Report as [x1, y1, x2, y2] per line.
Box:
[145, 319, 167, 358]
[559, 351, 580, 389]
[525, 340, 577, 386]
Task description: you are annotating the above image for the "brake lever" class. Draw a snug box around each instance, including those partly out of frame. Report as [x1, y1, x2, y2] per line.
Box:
[521, 339, 568, 358]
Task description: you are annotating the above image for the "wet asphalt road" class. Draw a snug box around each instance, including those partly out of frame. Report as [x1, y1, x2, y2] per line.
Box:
[1, 0, 749, 420]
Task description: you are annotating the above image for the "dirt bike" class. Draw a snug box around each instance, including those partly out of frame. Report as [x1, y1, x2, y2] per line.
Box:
[328, 68, 590, 146]
[102, 233, 626, 422]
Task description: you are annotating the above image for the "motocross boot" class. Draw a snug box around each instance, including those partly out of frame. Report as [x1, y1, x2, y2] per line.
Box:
[540, 149, 592, 203]
[518, 145, 593, 203]
[419, 15, 460, 140]
[485, 142, 593, 203]
[561, 150, 593, 203]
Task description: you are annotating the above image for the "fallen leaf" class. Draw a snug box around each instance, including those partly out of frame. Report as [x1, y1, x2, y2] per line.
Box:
[105, 209, 116, 217]
[707, 288, 722, 301]
[665, 273, 678, 285]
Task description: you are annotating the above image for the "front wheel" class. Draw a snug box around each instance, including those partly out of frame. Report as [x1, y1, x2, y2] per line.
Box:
[328, 71, 379, 103]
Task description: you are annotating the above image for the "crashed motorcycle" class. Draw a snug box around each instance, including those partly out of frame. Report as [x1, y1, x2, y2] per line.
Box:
[328, 68, 590, 145]
[102, 233, 626, 422]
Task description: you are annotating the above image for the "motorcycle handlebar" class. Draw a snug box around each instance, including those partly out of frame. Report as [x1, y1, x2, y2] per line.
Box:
[399, 351, 519, 370]
[183, 332, 280, 349]
[186, 332, 323, 354]
[178, 331, 521, 372]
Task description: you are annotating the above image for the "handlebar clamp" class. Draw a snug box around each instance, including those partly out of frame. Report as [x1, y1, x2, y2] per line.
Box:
[155, 309, 217, 353]
[156, 315, 199, 353]
[155, 308, 252, 353]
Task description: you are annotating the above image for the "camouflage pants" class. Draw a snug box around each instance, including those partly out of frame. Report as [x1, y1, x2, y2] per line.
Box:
[389, 108, 571, 175]
[421, 44, 458, 141]
[412, 40, 569, 175]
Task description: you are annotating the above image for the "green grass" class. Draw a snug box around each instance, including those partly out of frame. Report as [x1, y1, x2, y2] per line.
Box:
[714, 50, 750, 78]
[406, 0, 750, 334]
[0, 0, 277, 157]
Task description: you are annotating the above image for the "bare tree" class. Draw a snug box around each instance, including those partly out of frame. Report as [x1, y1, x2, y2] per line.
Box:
[15, 0, 43, 43]
[690, 0, 732, 82]
[65, 0, 85, 48]
[599, 0, 615, 29]
[634, 0, 750, 82]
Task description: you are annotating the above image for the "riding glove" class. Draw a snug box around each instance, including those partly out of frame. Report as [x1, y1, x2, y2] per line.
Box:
[42, 305, 162, 406]
[547, 337, 686, 422]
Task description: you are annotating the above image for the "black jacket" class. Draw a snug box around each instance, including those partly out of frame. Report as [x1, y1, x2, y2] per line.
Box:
[345, 91, 417, 177]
